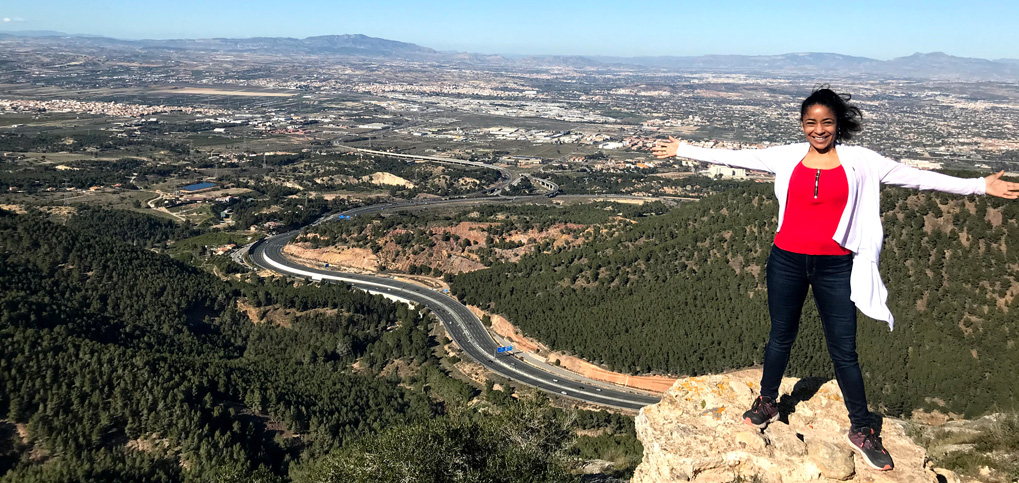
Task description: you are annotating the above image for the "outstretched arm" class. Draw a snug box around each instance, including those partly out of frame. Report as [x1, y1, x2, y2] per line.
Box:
[878, 152, 1018, 199]
[652, 136, 779, 174]
[985, 171, 1019, 199]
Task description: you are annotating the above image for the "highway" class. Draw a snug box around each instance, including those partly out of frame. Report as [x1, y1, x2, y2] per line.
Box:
[249, 198, 661, 411]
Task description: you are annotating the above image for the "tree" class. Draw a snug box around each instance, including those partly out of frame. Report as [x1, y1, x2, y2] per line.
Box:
[294, 396, 577, 483]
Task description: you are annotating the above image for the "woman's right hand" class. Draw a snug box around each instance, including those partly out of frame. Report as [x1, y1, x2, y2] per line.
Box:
[651, 136, 681, 159]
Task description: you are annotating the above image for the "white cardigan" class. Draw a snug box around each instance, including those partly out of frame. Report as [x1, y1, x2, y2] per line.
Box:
[674, 142, 986, 329]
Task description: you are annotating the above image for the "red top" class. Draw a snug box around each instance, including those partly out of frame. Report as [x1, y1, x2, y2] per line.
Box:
[774, 161, 851, 255]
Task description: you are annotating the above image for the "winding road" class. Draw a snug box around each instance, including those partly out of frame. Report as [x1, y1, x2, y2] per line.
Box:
[248, 197, 661, 411]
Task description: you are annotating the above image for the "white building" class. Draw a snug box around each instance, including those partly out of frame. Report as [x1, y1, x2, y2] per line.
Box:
[902, 159, 943, 170]
[707, 164, 747, 179]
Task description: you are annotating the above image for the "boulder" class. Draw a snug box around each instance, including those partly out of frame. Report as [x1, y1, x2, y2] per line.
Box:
[632, 368, 941, 483]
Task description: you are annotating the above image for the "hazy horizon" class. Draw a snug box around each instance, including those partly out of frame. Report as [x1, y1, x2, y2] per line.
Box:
[3, 29, 1017, 64]
[3, 0, 1019, 61]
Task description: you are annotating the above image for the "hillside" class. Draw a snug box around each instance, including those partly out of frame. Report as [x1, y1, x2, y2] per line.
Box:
[451, 182, 1019, 418]
[0, 207, 642, 482]
[294, 201, 670, 276]
[0, 209, 440, 480]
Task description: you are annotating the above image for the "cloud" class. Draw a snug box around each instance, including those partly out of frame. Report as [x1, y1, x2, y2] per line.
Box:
[3, 17, 25, 23]
[2, 18, 10, 23]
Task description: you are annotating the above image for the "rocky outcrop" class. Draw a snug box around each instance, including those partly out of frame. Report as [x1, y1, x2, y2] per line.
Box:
[361, 171, 414, 188]
[632, 368, 947, 483]
[283, 244, 381, 272]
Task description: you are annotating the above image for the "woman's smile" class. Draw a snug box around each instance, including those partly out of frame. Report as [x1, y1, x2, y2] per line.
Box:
[802, 104, 837, 152]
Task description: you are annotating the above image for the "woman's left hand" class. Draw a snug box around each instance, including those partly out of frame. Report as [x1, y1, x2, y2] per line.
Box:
[985, 171, 1019, 199]
[651, 136, 681, 159]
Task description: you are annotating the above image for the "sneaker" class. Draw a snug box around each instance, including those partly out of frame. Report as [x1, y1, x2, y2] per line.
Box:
[742, 396, 779, 428]
[846, 427, 894, 471]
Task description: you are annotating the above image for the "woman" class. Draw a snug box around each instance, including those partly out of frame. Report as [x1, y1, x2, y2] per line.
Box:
[651, 88, 1018, 471]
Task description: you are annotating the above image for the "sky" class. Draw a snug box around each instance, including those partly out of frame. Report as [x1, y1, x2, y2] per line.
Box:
[2, 0, 1018, 61]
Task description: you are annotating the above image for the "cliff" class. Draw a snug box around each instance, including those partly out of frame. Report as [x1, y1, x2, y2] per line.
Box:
[632, 368, 963, 483]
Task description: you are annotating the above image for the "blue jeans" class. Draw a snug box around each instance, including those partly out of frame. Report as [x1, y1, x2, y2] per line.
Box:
[761, 245, 870, 430]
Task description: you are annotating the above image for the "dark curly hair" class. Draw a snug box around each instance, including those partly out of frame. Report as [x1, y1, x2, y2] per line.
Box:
[800, 87, 862, 143]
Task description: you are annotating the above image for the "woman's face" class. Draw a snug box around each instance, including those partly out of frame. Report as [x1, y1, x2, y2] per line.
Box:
[801, 104, 837, 152]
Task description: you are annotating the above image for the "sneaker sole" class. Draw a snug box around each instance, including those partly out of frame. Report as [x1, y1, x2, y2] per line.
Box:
[845, 434, 893, 471]
[743, 412, 779, 429]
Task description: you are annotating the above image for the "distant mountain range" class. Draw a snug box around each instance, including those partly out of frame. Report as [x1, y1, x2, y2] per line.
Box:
[2, 31, 1017, 80]
[0, 32, 437, 59]
[592, 51, 1019, 80]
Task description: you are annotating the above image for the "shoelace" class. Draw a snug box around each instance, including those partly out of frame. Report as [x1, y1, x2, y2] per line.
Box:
[861, 431, 887, 453]
[751, 397, 773, 413]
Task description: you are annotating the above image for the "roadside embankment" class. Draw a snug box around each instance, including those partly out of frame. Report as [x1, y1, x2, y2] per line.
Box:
[467, 305, 676, 393]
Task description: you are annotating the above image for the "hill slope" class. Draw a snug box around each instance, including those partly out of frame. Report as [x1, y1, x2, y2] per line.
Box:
[0, 209, 434, 480]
